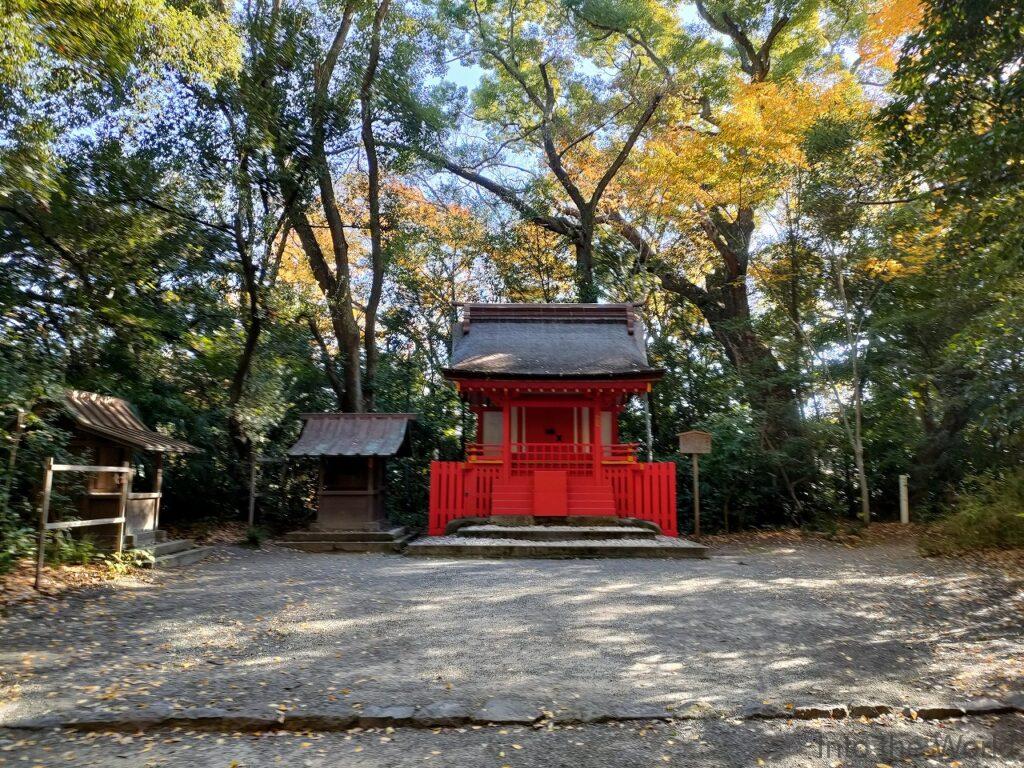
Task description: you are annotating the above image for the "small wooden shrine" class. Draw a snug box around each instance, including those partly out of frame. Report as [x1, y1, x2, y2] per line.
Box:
[428, 303, 679, 536]
[62, 390, 197, 548]
[287, 413, 415, 531]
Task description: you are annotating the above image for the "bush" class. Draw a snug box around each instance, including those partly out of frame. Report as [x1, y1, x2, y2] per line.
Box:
[919, 469, 1024, 555]
[0, 522, 35, 574]
[45, 531, 100, 565]
[103, 549, 154, 575]
[242, 525, 268, 547]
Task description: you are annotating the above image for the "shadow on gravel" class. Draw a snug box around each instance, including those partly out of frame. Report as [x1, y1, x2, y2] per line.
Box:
[1, 542, 1021, 727]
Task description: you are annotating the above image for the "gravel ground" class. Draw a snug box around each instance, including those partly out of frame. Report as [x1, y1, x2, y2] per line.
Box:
[1, 539, 1021, 731]
[3, 714, 1023, 767]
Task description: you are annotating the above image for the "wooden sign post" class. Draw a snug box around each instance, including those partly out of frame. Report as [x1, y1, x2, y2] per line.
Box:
[899, 474, 910, 525]
[678, 431, 712, 537]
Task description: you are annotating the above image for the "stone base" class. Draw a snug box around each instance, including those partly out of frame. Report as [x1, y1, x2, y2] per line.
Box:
[457, 524, 657, 541]
[277, 526, 411, 553]
[126, 531, 213, 568]
[124, 529, 167, 549]
[403, 520, 708, 561]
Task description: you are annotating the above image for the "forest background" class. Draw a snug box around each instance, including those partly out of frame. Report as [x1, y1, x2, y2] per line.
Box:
[1, 0, 1021, 564]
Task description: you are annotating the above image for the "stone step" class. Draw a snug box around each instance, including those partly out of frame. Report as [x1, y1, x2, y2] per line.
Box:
[486, 515, 632, 527]
[280, 527, 407, 543]
[125, 529, 167, 548]
[405, 536, 708, 559]
[456, 525, 656, 541]
[140, 538, 195, 557]
[278, 536, 411, 554]
[561, 515, 623, 526]
[148, 545, 215, 569]
[567, 505, 617, 515]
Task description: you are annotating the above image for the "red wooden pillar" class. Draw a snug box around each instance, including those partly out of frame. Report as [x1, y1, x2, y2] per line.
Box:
[501, 390, 511, 480]
[591, 393, 602, 480]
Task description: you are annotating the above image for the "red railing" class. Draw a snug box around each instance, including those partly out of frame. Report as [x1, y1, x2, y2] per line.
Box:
[466, 442, 639, 475]
[429, 461, 464, 536]
[428, 457, 677, 536]
[605, 462, 678, 536]
[464, 463, 501, 516]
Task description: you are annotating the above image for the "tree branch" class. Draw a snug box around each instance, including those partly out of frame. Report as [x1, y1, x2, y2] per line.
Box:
[382, 141, 578, 237]
[538, 61, 587, 212]
[589, 90, 664, 205]
[315, 0, 357, 99]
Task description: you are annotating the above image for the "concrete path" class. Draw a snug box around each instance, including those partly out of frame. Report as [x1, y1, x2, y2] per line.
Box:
[1, 540, 1021, 730]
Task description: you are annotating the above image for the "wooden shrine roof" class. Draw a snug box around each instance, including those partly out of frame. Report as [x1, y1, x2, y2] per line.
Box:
[446, 303, 660, 379]
[287, 413, 416, 457]
[64, 390, 198, 454]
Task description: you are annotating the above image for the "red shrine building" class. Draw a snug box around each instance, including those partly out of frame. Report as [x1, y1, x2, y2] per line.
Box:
[428, 303, 678, 536]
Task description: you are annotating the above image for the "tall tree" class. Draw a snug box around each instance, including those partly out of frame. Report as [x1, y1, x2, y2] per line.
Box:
[240, 0, 444, 412]
[591, 0, 868, 513]
[396, 0, 688, 301]
[880, 0, 1024, 503]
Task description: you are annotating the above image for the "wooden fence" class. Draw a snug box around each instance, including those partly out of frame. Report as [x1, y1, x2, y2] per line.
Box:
[35, 457, 131, 589]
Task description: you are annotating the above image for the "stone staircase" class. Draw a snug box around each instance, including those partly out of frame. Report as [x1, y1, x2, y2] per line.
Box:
[405, 516, 708, 559]
[277, 526, 412, 553]
[126, 530, 214, 569]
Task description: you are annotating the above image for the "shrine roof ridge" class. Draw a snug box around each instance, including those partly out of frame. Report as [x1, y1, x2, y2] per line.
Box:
[287, 412, 416, 457]
[448, 302, 661, 379]
[64, 390, 198, 454]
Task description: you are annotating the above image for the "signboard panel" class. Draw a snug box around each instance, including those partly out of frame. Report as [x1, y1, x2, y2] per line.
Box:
[678, 430, 712, 455]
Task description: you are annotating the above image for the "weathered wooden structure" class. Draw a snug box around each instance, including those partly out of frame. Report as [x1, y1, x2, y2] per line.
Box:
[61, 390, 198, 550]
[679, 430, 712, 537]
[428, 303, 679, 536]
[286, 413, 415, 536]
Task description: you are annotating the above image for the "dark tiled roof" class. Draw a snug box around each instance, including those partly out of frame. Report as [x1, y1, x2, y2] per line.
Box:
[64, 390, 198, 454]
[287, 413, 416, 457]
[446, 303, 660, 379]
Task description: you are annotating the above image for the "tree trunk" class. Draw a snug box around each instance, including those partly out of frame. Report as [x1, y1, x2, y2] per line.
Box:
[358, 0, 391, 411]
[226, 179, 266, 515]
[707, 314, 803, 449]
[834, 262, 871, 524]
[285, 206, 363, 412]
[849, 344, 870, 525]
[611, 207, 806, 455]
[226, 314, 260, 459]
[307, 315, 348, 407]
[270, 1, 364, 413]
[910, 369, 975, 507]
[574, 213, 597, 302]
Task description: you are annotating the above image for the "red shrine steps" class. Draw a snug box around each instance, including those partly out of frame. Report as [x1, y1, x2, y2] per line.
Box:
[491, 476, 618, 517]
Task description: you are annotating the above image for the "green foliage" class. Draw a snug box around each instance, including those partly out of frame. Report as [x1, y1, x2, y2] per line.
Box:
[103, 548, 154, 575]
[920, 470, 1024, 555]
[45, 531, 99, 566]
[0, 522, 35, 575]
[884, 0, 1023, 207]
[242, 526, 268, 548]
[247, 461, 316, 535]
[0, 0, 1019, 557]
[684, 411, 801, 532]
[1, 0, 238, 129]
